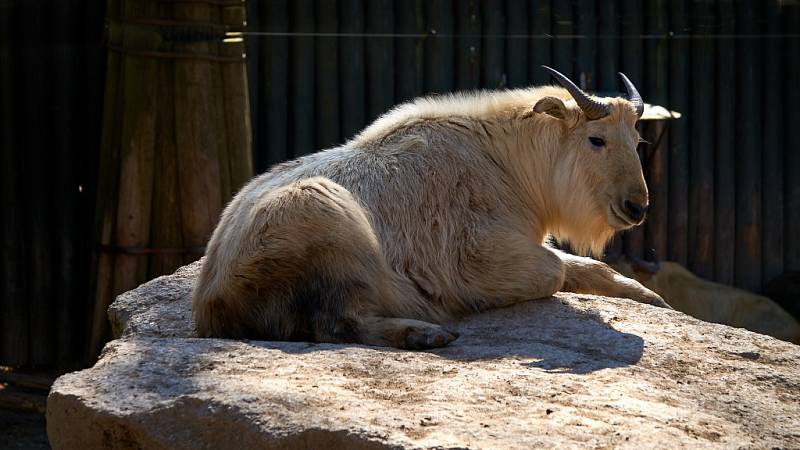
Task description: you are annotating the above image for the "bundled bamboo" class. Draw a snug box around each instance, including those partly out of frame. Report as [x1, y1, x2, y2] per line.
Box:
[88, 0, 252, 358]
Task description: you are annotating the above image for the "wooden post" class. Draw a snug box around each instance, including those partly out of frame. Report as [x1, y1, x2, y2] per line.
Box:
[714, 0, 736, 285]
[456, 0, 481, 90]
[785, 3, 800, 273]
[644, 0, 669, 263]
[761, 0, 784, 286]
[395, 0, 425, 103]
[424, 0, 455, 94]
[688, 0, 715, 280]
[89, 0, 252, 358]
[481, 0, 505, 89]
[574, 0, 595, 90]
[551, 0, 572, 76]
[528, 0, 551, 86]
[735, 0, 762, 292]
[315, 0, 340, 150]
[340, 0, 367, 140]
[290, 0, 316, 157]
[366, 0, 395, 121]
[668, 0, 690, 266]
[505, 0, 528, 88]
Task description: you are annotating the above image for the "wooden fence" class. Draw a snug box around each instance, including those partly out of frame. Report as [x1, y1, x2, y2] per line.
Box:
[1, 0, 799, 368]
[245, 0, 800, 294]
[0, 0, 107, 367]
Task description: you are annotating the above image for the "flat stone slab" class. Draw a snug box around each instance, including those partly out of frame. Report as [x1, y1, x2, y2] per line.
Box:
[48, 262, 800, 449]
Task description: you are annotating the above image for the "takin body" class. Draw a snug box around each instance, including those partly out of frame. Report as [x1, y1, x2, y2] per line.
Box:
[192, 67, 669, 349]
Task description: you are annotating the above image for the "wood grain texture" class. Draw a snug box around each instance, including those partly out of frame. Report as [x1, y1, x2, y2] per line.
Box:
[504, 0, 528, 88]
[290, 0, 316, 156]
[784, 5, 800, 272]
[456, 0, 481, 90]
[688, 0, 715, 280]
[643, 0, 669, 263]
[734, 0, 762, 292]
[714, 0, 736, 285]
[481, 0, 505, 89]
[339, 0, 366, 140]
[315, 0, 341, 149]
[395, 0, 425, 103]
[424, 0, 455, 94]
[260, 0, 289, 168]
[550, 0, 572, 76]
[761, 0, 784, 286]
[574, 0, 595, 90]
[667, 0, 690, 266]
[528, 0, 551, 85]
[366, 0, 395, 121]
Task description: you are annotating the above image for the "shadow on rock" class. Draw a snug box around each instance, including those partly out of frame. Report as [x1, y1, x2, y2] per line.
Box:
[248, 296, 644, 375]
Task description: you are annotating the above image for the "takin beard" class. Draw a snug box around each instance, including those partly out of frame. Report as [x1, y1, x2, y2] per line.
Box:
[545, 166, 618, 258]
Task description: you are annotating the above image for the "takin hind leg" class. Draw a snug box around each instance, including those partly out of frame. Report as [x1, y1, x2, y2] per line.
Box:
[199, 176, 459, 349]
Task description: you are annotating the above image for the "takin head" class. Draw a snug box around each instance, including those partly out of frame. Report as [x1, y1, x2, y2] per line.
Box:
[533, 66, 649, 256]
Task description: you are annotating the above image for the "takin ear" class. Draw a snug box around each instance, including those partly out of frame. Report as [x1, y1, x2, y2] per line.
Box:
[531, 96, 570, 120]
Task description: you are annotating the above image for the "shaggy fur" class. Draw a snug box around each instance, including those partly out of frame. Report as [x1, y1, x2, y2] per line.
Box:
[192, 85, 669, 349]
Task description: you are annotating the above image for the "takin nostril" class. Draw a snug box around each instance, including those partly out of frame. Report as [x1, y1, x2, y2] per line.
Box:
[623, 200, 646, 221]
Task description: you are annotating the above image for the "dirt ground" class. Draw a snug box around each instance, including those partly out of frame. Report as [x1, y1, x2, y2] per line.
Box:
[0, 409, 49, 449]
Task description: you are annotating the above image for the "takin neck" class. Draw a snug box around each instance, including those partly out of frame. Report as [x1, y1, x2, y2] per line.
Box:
[481, 114, 616, 257]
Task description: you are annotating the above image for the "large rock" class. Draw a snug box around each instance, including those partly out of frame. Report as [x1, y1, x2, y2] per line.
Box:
[48, 261, 800, 449]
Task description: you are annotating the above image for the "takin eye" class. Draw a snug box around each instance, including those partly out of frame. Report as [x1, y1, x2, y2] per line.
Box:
[588, 137, 606, 148]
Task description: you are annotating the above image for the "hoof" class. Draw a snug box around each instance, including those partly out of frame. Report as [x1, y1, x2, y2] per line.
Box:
[405, 325, 460, 350]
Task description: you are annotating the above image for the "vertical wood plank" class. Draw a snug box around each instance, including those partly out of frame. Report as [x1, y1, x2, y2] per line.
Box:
[597, 0, 621, 260]
[89, 0, 124, 359]
[209, 5, 232, 202]
[315, 0, 341, 148]
[504, 0, 528, 88]
[261, 0, 289, 168]
[596, 0, 617, 93]
[424, 0, 455, 94]
[395, 0, 425, 103]
[77, 0, 107, 365]
[734, 0, 762, 292]
[621, 0, 644, 260]
[456, 0, 481, 90]
[366, 0, 394, 120]
[113, 0, 159, 293]
[714, 0, 736, 284]
[220, 4, 253, 189]
[528, 0, 551, 85]
[643, 0, 669, 262]
[173, 2, 223, 261]
[550, 0, 572, 76]
[53, 0, 80, 363]
[339, 0, 366, 139]
[0, 1, 28, 366]
[784, 5, 800, 272]
[481, 0, 505, 89]
[574, 0, 595, 90]
[668, 0, 690, 266]
[687, 0, 715, 280]
[761, 0, 783, 286]
[22, 0, 55, 365]
[290, 0, 316, 156]
[149, 55, 184, 279]
[245, 0, 261, 165]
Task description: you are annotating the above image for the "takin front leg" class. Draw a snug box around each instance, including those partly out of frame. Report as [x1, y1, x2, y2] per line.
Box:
[460, 228, 567, 311]
[552, 249, 671, 308]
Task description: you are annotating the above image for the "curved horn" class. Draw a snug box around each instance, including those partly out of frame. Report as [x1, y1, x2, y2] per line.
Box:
[618, 72, 644, 118]
[541, 65, 610, 120]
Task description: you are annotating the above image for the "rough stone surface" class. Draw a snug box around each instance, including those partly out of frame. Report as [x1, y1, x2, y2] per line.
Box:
[49, 262, 800, 449]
